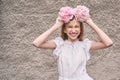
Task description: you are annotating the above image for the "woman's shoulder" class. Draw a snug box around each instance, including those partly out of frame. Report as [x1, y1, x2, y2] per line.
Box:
[54, 36, 64, 43]
[82, 38, 91, 43]
[80, 38, 92, 49]
[54, 36, 63, 40]
[78, 38, 92, 47]
[53, 36, 64, 47]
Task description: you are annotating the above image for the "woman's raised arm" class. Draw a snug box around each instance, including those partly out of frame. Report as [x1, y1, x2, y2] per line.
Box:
[32, 18, 64, 49]
[85, 18, 113, 50]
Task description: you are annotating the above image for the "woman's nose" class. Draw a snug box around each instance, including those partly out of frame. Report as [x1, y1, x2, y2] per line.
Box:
[71, 29, 76, 33]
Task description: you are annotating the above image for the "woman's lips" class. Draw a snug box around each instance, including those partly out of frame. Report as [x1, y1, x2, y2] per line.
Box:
[69, 33, 78, 37]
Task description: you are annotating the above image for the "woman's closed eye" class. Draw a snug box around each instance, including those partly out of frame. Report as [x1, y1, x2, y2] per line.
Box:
[68, 26, 72, 28]
[75, 26, 80, 28]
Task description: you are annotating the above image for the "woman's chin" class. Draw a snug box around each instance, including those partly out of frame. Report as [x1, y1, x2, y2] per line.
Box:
[68, 36, 78, 41]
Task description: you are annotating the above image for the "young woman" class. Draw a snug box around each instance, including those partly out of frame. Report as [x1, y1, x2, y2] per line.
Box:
[32, 6, 113, 80]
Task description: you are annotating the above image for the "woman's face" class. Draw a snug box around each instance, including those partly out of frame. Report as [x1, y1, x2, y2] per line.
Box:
[64, 19, 81, 42]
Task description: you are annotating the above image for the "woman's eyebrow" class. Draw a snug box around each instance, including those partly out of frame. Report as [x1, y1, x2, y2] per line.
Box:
[67, 26, 72, 28]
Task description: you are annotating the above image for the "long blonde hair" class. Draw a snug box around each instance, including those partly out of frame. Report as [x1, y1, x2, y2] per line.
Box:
[61, 16, 84, 41]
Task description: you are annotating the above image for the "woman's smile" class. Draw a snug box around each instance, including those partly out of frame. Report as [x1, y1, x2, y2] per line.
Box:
[69, 32, 79, 37]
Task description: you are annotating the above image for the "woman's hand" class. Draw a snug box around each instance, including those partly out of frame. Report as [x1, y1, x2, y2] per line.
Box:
[84, 17, 93, 24]
[53, 17, 64, 29]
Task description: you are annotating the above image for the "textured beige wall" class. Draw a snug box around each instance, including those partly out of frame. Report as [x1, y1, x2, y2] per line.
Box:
[0, 0, 120, 80]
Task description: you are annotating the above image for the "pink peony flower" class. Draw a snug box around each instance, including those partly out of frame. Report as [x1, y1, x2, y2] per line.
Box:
[58, 6, 74, 23]
[73, 5, 90, 22]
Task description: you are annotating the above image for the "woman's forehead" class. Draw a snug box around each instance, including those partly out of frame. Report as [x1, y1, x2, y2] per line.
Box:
[65, 19, 80, 26]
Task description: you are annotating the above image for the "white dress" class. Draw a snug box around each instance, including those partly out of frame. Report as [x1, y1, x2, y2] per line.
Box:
[53, 37, 93, 80]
